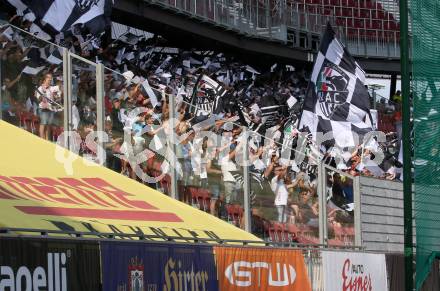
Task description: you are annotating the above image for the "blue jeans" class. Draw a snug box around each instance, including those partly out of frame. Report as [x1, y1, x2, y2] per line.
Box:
[39, 109, 54, 125]
[276, 205, 287, 223]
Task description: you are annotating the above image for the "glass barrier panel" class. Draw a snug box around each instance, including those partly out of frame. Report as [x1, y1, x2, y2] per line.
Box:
[0, 26, 64, 141]
[143, 110, 172, 196]
[249, 130, 320, 244]
[249, 132, 275, 241]
[174, 99, 247, 227]
[103, 68, 125, 140]
[70, 55, 97, 159]
[324, 166, 355, 246]
[223, 126, 246, 230]
[103, 67, 126, 176]
[174, 106, 199, 206]
[289, 164, 320, 245]
[103, 67, 171, 195]
[175, 100, 224, 216]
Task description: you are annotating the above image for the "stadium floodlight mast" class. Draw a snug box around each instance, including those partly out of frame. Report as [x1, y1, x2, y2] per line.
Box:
[400, 0, 413, 290]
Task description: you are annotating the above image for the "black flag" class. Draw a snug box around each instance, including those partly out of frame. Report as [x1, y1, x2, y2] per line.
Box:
[188, 74, 228, 121]
[9, 0, 113, 36]
[299, 23, 372, 148]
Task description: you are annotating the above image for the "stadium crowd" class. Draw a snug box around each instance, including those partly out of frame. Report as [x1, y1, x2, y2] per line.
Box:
[0, 13, 403, 242]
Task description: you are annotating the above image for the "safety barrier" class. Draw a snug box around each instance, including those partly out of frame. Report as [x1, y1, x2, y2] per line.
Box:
[0, 24, 404, 252]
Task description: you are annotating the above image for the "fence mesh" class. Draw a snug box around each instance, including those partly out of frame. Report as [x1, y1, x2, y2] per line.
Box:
[411, 0, 440, 289]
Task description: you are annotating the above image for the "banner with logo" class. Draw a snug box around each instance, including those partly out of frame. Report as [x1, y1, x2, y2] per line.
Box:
[322, 251, 388, 291]
[101, 241, 218, 291]
[213, 246, 311, 291]
[0, 237, 100, 291]
[0, 121, 259, 242]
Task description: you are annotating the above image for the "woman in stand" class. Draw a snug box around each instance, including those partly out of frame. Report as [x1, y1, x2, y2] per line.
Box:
[36, 74, 59, 140]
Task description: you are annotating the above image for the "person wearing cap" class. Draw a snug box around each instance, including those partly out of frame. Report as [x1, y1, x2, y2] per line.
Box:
[391, 90, 402, 104]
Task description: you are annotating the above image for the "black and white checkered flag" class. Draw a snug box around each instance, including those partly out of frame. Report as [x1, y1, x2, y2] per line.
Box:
[9, 0, 113, 36]
[299, 23, 372, 148]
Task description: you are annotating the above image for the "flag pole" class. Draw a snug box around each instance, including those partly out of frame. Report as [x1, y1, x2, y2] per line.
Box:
[399, 0, 413, 290]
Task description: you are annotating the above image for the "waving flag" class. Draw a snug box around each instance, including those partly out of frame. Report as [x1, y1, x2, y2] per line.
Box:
[189, 74, 228, 120]
[8, 0, 113, 36]
[299, 24, 372, 148]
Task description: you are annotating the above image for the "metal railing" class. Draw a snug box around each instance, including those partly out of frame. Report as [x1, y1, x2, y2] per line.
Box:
[285, 2, 401, 57]
[145, 0, 403, 58]
[149, 0, 288, 41]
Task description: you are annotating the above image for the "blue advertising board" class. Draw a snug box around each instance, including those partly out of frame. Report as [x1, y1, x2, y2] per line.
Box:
[101, 241, 219, 291]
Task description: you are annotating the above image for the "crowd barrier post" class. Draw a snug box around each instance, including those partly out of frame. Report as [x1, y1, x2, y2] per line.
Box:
[318, 160, 326, 245]
[67, 53, 98, 153]
[62, 48, 69, 148]
[354, 175, 362, 246]
[372, 88, 377, 110]
[63, 50, 74, 151]
[168, 92, 178, 200]
[96, 63, 106, 167]
[0, 57, 2, 121]
[322, 163, 361, 247]
[242, 127, 251, 233]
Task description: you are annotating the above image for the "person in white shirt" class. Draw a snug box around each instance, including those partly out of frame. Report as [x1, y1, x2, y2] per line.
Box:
[265, 155, 302, 223]
[270, 167, 290, 223]
[219, 127, 241, 204]
[35, 74, 60, 140]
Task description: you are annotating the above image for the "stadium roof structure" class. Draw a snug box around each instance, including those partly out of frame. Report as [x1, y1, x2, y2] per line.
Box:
[0, 121, 260, 243]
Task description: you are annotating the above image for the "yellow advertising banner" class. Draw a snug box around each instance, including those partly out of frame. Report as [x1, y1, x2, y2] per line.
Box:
[0, 121, 259, 241]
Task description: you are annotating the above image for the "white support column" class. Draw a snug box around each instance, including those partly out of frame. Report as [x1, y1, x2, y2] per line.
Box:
[318, 161, 327, 245]
[354, 175, 362, 246]
[266, 0, 272, 39]
[373, 89, 377, 110]
[63, 48, 70, 149]
[96, 63, 106, 166]
[168, 92, 178, 200]
[0, 57, 3, 121]
[243, 128, 251, 233]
